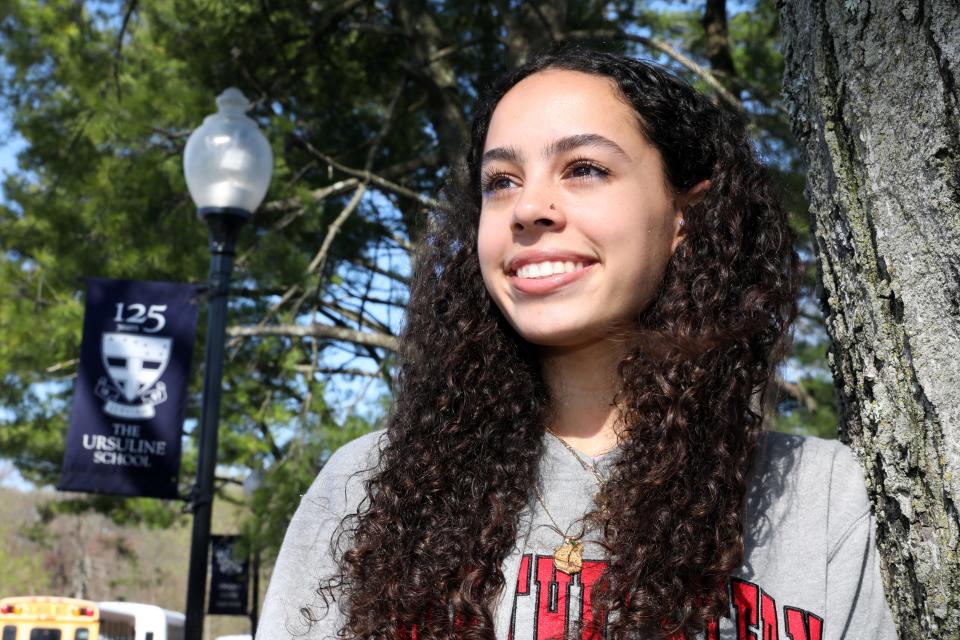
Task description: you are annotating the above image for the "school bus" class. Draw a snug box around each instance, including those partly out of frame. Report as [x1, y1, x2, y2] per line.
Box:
[0, 597, 135, 640]
[96, 604, 183, 640]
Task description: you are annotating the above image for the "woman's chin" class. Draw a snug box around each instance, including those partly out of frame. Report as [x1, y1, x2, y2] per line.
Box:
[511, 323, 608, 350]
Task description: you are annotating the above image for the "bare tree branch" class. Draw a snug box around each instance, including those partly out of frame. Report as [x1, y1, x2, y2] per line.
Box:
[256, 393, 284, 461]
[46, 358, 79, 374]
[341, 21, 405, 36]
[228, 286, 295, 298]
[350, 256, 411, 285]
[294, 365, 384, 378]
[307, 184, 367, 275]
[300, 143, 439, 209]
[226, 323, 398, 351]
[112, 0, 139, 102]
[289, 79, 409, 328]
[261, 177, 360, 215]
[260, 151, 437, 220]
[565, 29, 744, 113]
[226, 285, 300, 355]
[388, 233, 414, 252]
[317, 298, 394, 337]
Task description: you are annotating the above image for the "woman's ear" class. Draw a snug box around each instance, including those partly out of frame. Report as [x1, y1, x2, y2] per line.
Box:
[670, 179, 711, 253]
[676, 179, 712, 213]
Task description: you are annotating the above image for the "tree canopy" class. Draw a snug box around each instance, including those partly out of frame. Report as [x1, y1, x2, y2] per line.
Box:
[0, 0, 833, 557]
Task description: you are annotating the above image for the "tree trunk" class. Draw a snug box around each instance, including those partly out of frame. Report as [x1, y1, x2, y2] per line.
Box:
[779, 1, 960, 636]
[702, 0, 736, 76]
[392, 0, 471, 168]
[497, 0, 569, 67]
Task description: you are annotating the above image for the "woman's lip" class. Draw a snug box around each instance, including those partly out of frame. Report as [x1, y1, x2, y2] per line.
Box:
[506, 252, 597, 272]
[507, 263, 596, 295]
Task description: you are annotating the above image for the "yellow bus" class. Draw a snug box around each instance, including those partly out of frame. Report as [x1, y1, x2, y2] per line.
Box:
[0, 597, 135, 640]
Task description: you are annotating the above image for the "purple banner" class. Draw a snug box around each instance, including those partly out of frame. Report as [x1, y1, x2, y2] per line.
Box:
[58, 277, 200, 498]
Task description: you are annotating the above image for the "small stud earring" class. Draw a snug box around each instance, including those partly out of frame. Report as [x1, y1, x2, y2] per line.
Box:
[679, 218, 685, 227]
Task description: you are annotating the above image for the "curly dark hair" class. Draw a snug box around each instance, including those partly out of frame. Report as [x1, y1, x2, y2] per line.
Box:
[318, 48, 800, 639]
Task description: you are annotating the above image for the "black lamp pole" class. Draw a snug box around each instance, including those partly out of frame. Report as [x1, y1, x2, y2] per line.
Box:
[250, 546, 260, 633]
[184, 208, 250, 640]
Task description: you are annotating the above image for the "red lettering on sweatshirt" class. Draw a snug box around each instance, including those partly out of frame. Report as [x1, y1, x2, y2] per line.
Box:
[510, 554, 608, 640]
[578, 560, 607, 638]
[761, 590, 778, 640]
[509, 557, 823, 640]
[517, 554, 532, 595]
[783, 607, 823, 640]
[534, 556, 575, 638]
[732, 579, 759, 640]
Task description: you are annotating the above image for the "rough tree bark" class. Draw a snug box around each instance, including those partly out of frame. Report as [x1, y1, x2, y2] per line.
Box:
[779, 1, 960, 637]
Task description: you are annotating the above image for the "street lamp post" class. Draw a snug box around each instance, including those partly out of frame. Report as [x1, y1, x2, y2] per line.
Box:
[183, 88, 272, 640]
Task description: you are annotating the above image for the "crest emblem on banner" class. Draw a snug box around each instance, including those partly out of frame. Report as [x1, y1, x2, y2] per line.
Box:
[214, 545, 245, 576]
[94, 332, 172, 419]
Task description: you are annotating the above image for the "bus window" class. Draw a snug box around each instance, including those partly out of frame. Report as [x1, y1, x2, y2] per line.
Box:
[99, 619, 135, 640]
[2, 625, 15, 640]
[75, 629, 89, 640]
[29, 630, 61, 640]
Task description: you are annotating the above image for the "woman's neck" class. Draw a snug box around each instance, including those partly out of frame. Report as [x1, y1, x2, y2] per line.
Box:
[540, 339, 624, 457]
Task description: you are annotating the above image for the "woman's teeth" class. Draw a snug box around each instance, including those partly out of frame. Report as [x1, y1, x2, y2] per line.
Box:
[515, 261, 586, 279]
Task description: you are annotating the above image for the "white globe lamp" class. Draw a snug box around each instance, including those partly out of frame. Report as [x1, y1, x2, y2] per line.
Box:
[183, 88, 273, 219]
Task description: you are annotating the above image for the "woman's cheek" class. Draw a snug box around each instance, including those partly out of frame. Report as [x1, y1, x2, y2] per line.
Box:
[477, 215, 503, 278]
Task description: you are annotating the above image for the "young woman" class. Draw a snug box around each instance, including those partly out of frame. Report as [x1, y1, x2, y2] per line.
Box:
[259, 49, 897, 640]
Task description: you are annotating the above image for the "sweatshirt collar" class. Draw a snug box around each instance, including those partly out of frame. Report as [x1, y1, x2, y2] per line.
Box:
[540, 430, 620, 482]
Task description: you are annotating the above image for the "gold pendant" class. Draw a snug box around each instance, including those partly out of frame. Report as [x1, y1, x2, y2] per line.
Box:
[553, 538, 584, 574]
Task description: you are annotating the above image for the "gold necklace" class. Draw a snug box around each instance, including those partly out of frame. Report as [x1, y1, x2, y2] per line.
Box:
[546, 428, 613, 517]
[532, 483, 585, 574]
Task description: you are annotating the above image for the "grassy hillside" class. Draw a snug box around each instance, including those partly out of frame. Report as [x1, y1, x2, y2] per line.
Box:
[0, 485, 266, 639]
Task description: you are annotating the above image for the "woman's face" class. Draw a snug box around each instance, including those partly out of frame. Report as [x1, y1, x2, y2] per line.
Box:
[477, 69, 685, 348]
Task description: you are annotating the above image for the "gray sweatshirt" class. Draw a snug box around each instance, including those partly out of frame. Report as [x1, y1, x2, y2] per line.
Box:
[258, 430, 897, 640]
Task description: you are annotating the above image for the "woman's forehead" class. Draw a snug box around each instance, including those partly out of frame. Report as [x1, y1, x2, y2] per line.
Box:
[483, 69, 643, 155]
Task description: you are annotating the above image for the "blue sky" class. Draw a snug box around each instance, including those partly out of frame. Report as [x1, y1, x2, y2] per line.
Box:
[0, 118, 25, 204]
[1, 116, 31, 489]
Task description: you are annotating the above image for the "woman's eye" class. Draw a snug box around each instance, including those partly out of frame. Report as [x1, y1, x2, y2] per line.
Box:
[565, 161, 610, 181]
[481, 172, 517, 196]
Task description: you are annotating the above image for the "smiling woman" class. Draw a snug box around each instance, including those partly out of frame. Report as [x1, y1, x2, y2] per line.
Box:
[477, 70, 704, 352]
[259, 49, 897, 640]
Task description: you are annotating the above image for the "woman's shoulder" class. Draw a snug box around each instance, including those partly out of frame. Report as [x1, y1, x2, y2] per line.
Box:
[259, 429, 387, 639]
[762, 428, 864, 469]
[299, 428, 388, 511]
[757, 430, 862, 480]
[320, 428, 388, 477]
[758, 428, 844, 457]
[753, 430, 872, 546]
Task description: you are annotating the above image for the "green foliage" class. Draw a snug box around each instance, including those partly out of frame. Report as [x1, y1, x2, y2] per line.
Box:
[0, 0, 835, 568]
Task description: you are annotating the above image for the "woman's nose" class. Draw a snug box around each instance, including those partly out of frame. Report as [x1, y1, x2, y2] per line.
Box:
[511, 180, 565, 233]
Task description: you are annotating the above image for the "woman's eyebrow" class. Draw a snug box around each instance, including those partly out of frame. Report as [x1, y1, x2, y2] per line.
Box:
[481, 145, 523, 167]
[545, 133, 631, 161]
[481, 133, 631, 168]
